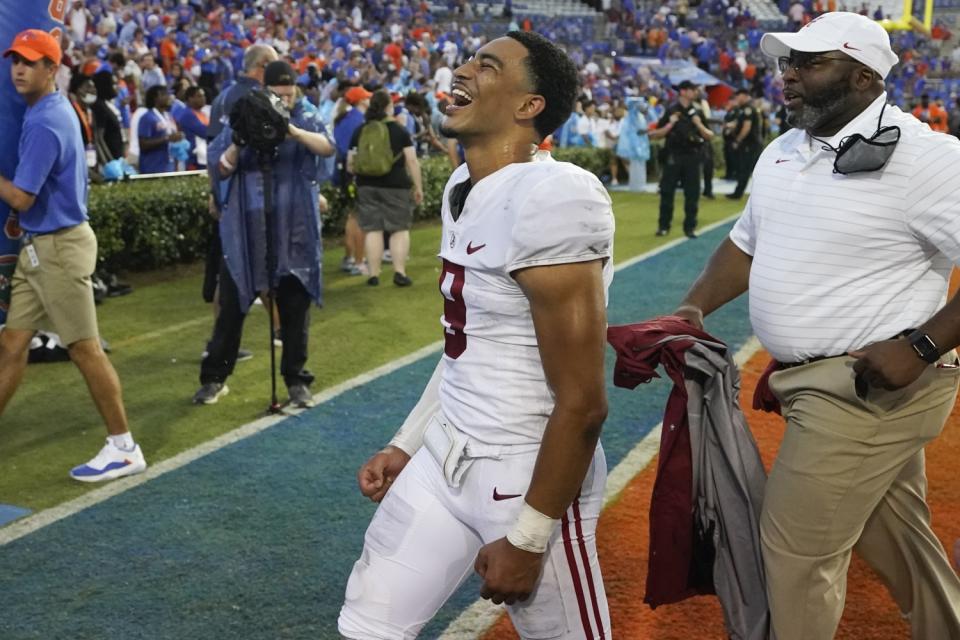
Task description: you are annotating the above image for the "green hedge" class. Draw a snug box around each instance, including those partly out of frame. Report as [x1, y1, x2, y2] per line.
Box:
[89, 175, 211, 271]
[88, 148, 614, 271]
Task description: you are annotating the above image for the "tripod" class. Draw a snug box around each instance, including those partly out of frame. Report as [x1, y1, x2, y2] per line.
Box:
[258, 152, 283, 415]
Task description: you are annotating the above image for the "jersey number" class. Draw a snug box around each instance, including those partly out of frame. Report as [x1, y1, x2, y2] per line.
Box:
[440, 259, 466, 359]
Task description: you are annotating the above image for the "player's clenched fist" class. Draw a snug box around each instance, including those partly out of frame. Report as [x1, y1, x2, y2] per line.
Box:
[474, 537, 545, 605]
[357, 446, 410, 503]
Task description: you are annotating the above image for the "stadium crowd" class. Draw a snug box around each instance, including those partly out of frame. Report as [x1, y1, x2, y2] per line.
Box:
[53, 0, 960, 188]
[4, 3, 960, 636]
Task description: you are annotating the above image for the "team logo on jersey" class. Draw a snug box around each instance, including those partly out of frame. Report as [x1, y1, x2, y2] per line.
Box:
[449, 231, 456, 249]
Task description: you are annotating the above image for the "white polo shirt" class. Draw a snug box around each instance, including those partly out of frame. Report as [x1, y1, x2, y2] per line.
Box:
[730, 93, 960, 363]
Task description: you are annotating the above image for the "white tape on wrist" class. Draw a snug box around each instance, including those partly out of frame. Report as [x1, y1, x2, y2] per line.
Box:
[219, 154, 235, 172]
[506, 502, 560, 554]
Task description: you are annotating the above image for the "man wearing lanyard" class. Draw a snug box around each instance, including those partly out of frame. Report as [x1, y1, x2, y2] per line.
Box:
[0, 29, 146, 482]
[673, 13, 960, 639]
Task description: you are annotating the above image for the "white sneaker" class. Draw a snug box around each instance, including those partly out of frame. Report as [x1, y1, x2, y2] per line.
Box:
[69, 439, 148, 483]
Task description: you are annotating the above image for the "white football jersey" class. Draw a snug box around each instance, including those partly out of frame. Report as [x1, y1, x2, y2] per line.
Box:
[437, 159, 615, 445]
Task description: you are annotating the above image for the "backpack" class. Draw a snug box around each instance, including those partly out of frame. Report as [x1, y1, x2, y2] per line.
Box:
[354, 120, 401, 177]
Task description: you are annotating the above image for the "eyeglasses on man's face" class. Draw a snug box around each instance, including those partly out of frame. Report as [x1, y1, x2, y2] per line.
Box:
[777, 52, 860, 74]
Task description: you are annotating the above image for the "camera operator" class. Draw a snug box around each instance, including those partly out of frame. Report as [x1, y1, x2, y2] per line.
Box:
[650, 80, 714, 238]
[193, 60, 334, 408]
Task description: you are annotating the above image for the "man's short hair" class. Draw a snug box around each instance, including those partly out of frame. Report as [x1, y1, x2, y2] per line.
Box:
[504, 30, 579, 142]
[144, 84, 167, 109]
[184, 86, 204, 101]
[243, 44, 275, 73]
[736, 88, 750, 96]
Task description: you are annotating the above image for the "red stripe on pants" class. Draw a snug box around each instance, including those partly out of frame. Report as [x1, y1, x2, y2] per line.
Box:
[562, 509, 595, 639]
[573, 499, 606, 639]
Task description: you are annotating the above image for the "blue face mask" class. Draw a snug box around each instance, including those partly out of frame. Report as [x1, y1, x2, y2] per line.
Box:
[812, 103, 900, 175]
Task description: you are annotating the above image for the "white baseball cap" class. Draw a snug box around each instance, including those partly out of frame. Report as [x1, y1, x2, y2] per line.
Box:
[761, 12, 899, 79]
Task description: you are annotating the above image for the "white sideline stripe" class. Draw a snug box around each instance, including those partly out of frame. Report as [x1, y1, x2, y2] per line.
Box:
[0, 212, 744, 545]
[0, 341, 444, 546]
[112, 316, 211, 348]
[437, 335, 763, 639]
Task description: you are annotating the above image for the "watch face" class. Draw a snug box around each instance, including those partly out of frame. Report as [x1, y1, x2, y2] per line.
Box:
[909, 331, 940, 363]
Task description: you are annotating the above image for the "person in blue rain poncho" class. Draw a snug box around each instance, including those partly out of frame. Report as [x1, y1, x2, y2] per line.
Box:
[615, 97, 651, 191]
[193, 60, 335, 408]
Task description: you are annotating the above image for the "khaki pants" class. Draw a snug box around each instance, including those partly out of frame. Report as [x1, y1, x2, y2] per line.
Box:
[6, 222, 99, 346]
[764, 355, 960, 640]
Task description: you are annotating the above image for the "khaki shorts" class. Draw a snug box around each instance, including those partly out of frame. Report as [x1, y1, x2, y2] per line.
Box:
[6, 222, 99, 346]
[356, 185, 413, 232]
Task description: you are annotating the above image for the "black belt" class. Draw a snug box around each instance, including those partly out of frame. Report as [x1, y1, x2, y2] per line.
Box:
[22, 223, 82, 243]
[779, 354, 839, 370]
[779, 330, 914, 370]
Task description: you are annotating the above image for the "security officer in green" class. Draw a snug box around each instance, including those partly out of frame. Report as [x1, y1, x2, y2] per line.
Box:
[650, 81, 714, 238]
[722, 97, 740, 180]
[727, 89, 763, 200]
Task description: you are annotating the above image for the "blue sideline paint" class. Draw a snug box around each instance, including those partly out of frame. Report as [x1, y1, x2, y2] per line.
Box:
[0, 505, 31, 527]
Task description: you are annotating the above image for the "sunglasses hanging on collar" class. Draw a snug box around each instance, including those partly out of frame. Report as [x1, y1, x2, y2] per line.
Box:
[810, 103, 900, 175]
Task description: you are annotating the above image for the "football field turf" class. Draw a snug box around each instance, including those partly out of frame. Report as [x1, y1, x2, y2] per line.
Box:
[1, 192, 955, 639]
[2, 210, 753, 639]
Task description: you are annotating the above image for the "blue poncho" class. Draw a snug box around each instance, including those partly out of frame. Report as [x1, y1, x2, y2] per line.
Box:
[615, 99, 651, 163]
[209, 102, 329, 313]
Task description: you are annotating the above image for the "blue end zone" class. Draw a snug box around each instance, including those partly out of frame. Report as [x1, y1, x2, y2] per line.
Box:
[0, 504, 31, 527]
[0, 221, 753, 639]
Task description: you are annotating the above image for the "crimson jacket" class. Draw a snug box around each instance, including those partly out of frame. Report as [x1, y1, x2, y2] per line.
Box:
[608, 317, 770, 640]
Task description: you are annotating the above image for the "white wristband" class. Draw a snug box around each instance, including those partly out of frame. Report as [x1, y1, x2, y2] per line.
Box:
[219, 154, 235, 172]
[506, 502, 560, 554]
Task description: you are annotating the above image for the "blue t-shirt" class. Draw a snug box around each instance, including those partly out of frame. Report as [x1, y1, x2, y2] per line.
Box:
[13, 92, 88, 234]
[138, 110, 172, 174]
[334, 107, 364, 158]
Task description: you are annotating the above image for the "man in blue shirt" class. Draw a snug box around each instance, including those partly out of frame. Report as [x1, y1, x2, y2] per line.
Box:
[176, 86, 209, 169]
[0, 29, 146, 482]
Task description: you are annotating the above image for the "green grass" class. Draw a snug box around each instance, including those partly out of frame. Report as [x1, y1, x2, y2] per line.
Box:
[0, 192, 743, 511]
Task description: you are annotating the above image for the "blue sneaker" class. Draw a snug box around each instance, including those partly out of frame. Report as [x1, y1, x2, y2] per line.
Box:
[70, 439, 147, 483]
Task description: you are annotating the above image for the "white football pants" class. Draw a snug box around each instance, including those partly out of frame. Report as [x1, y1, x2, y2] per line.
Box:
[338, 426, 610, 639]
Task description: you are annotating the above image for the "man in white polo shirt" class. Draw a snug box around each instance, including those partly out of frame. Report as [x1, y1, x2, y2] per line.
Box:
[671, 12, 960, 640]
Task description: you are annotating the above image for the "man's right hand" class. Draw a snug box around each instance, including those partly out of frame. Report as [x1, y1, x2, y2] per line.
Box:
[357, 445, 411, 502]
[673, 304, 704, 330]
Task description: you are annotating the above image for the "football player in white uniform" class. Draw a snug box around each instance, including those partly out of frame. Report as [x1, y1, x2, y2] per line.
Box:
[339, 31, 615, 639]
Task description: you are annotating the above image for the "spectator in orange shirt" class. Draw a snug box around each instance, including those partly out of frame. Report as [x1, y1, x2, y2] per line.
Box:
[913, 93, 949, 133]
[384, 38, 403, 69]
[297, 45, 323, 74]
[160, 31, 179, 72]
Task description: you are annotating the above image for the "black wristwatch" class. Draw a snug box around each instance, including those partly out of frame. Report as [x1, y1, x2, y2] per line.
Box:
[907, 330, 940, 364]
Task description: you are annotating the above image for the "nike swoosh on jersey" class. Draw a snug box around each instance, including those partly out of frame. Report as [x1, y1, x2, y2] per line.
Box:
[466, 241, 487, 255]
[492, 488, 522, 501]
[775, 159, 790, 164]
[843, 42, 861, 51]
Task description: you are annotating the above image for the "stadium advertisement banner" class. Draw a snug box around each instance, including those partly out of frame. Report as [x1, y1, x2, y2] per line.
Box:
[0, 1, 68, 323]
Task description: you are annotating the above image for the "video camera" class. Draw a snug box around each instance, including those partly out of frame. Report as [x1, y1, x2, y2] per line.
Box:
[229, 88, 291, 158]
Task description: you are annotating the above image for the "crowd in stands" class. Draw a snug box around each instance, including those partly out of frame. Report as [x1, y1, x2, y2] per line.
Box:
[52, 0, 960, 186]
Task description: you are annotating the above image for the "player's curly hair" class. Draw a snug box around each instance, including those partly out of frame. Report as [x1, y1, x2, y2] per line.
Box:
[505, 30, 579, 142]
